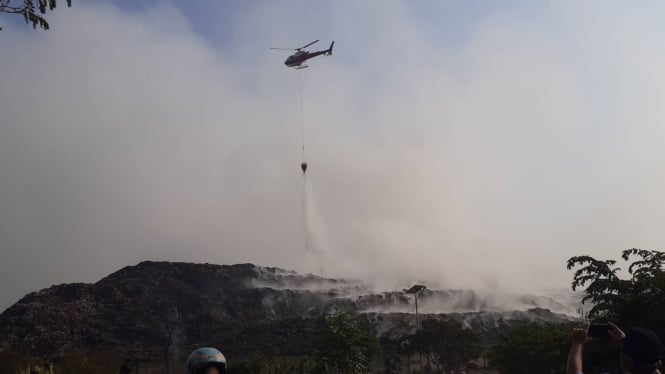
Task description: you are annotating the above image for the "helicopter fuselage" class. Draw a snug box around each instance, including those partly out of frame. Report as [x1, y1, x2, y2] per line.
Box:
[285, 50, 329, 67]
[284, 42, 334, 68]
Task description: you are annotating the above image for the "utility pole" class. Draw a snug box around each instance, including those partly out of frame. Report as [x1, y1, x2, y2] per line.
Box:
[405, 285, 426, 329]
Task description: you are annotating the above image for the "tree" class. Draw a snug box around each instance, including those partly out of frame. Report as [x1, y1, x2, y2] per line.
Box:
[404, 318, 481, 374]
[567, 249, 665, 330]
[58, 351, 125, 374]
[378, 336, 403, 374]
[0, 0, 71, 30]
[227, 351, 296, 374]
[0, 347, 35, 373]
[489, 322, 572, 374]
[227, 353, 311, 374]
[311, 312, 380, 374]
[564, 249, 665, 373]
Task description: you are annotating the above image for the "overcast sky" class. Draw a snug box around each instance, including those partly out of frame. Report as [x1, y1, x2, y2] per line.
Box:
[2, 1, 665, 311]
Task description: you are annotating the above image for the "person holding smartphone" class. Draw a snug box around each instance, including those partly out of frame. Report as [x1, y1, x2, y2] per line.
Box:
[566, 322, 664, 374]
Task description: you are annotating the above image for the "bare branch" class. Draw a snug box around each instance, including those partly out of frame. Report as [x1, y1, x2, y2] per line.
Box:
[0, 0, 70, 30]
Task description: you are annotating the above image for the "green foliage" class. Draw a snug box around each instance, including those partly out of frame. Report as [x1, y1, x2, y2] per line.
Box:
[228, 312, 379, 374]
[58, 351, 125, 374]
[0, 347, 35, 373]
[489, 322, 571, 374]
[226, 351, 297, 374]
[226, 362, 254, 374]
[311, 311, 380, 374]
[565, 248, 665, 373]
[0, 0, 72, 30]
[403, 319, 481, 374]
[378, 337, 403, 374]
[567, 249, 665, 329]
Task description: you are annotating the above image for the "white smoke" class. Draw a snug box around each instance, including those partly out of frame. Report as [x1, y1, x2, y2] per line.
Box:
[3, 1, 665, 310]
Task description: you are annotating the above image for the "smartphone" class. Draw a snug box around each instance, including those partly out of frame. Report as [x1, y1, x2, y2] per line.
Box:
[588, 323, 612, 338]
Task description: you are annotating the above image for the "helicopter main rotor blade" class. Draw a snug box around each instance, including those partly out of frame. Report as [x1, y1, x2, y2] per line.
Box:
[270, 47, 297, 51]
[298, 39, 319, 50]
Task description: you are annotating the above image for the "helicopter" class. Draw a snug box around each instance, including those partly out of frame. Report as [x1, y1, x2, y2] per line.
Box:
[271, 40, 334, 69]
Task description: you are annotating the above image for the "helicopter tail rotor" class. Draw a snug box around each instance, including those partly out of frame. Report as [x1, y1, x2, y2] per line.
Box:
[326, 41, 334, 56]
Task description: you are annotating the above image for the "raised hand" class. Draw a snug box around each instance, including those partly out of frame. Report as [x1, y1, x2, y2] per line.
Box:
[608, 322, 626, 343]
[572, 325, 591, 345]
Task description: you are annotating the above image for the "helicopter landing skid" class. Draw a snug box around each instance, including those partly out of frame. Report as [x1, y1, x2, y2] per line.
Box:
[295, 65, 309, 70]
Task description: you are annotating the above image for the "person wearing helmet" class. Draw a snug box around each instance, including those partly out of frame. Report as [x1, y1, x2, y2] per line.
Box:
[186, 347, 227, 374]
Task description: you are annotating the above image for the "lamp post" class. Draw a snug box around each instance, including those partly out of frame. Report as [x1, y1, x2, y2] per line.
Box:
[405, 284, 426, 329]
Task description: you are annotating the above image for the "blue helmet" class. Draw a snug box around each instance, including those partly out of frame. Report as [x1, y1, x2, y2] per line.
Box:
[186, 347, 227, 374]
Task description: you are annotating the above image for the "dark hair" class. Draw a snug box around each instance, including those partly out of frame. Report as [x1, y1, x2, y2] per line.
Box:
[623, 328, 664, 366]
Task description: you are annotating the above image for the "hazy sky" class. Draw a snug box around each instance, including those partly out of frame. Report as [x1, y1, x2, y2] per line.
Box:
[2, 1, 665, 311]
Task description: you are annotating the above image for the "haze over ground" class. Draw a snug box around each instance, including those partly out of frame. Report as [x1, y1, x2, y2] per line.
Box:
[2, 1, 665, 310]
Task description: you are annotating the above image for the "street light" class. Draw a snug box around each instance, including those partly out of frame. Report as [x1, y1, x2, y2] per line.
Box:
[405, 284, 426, 329]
